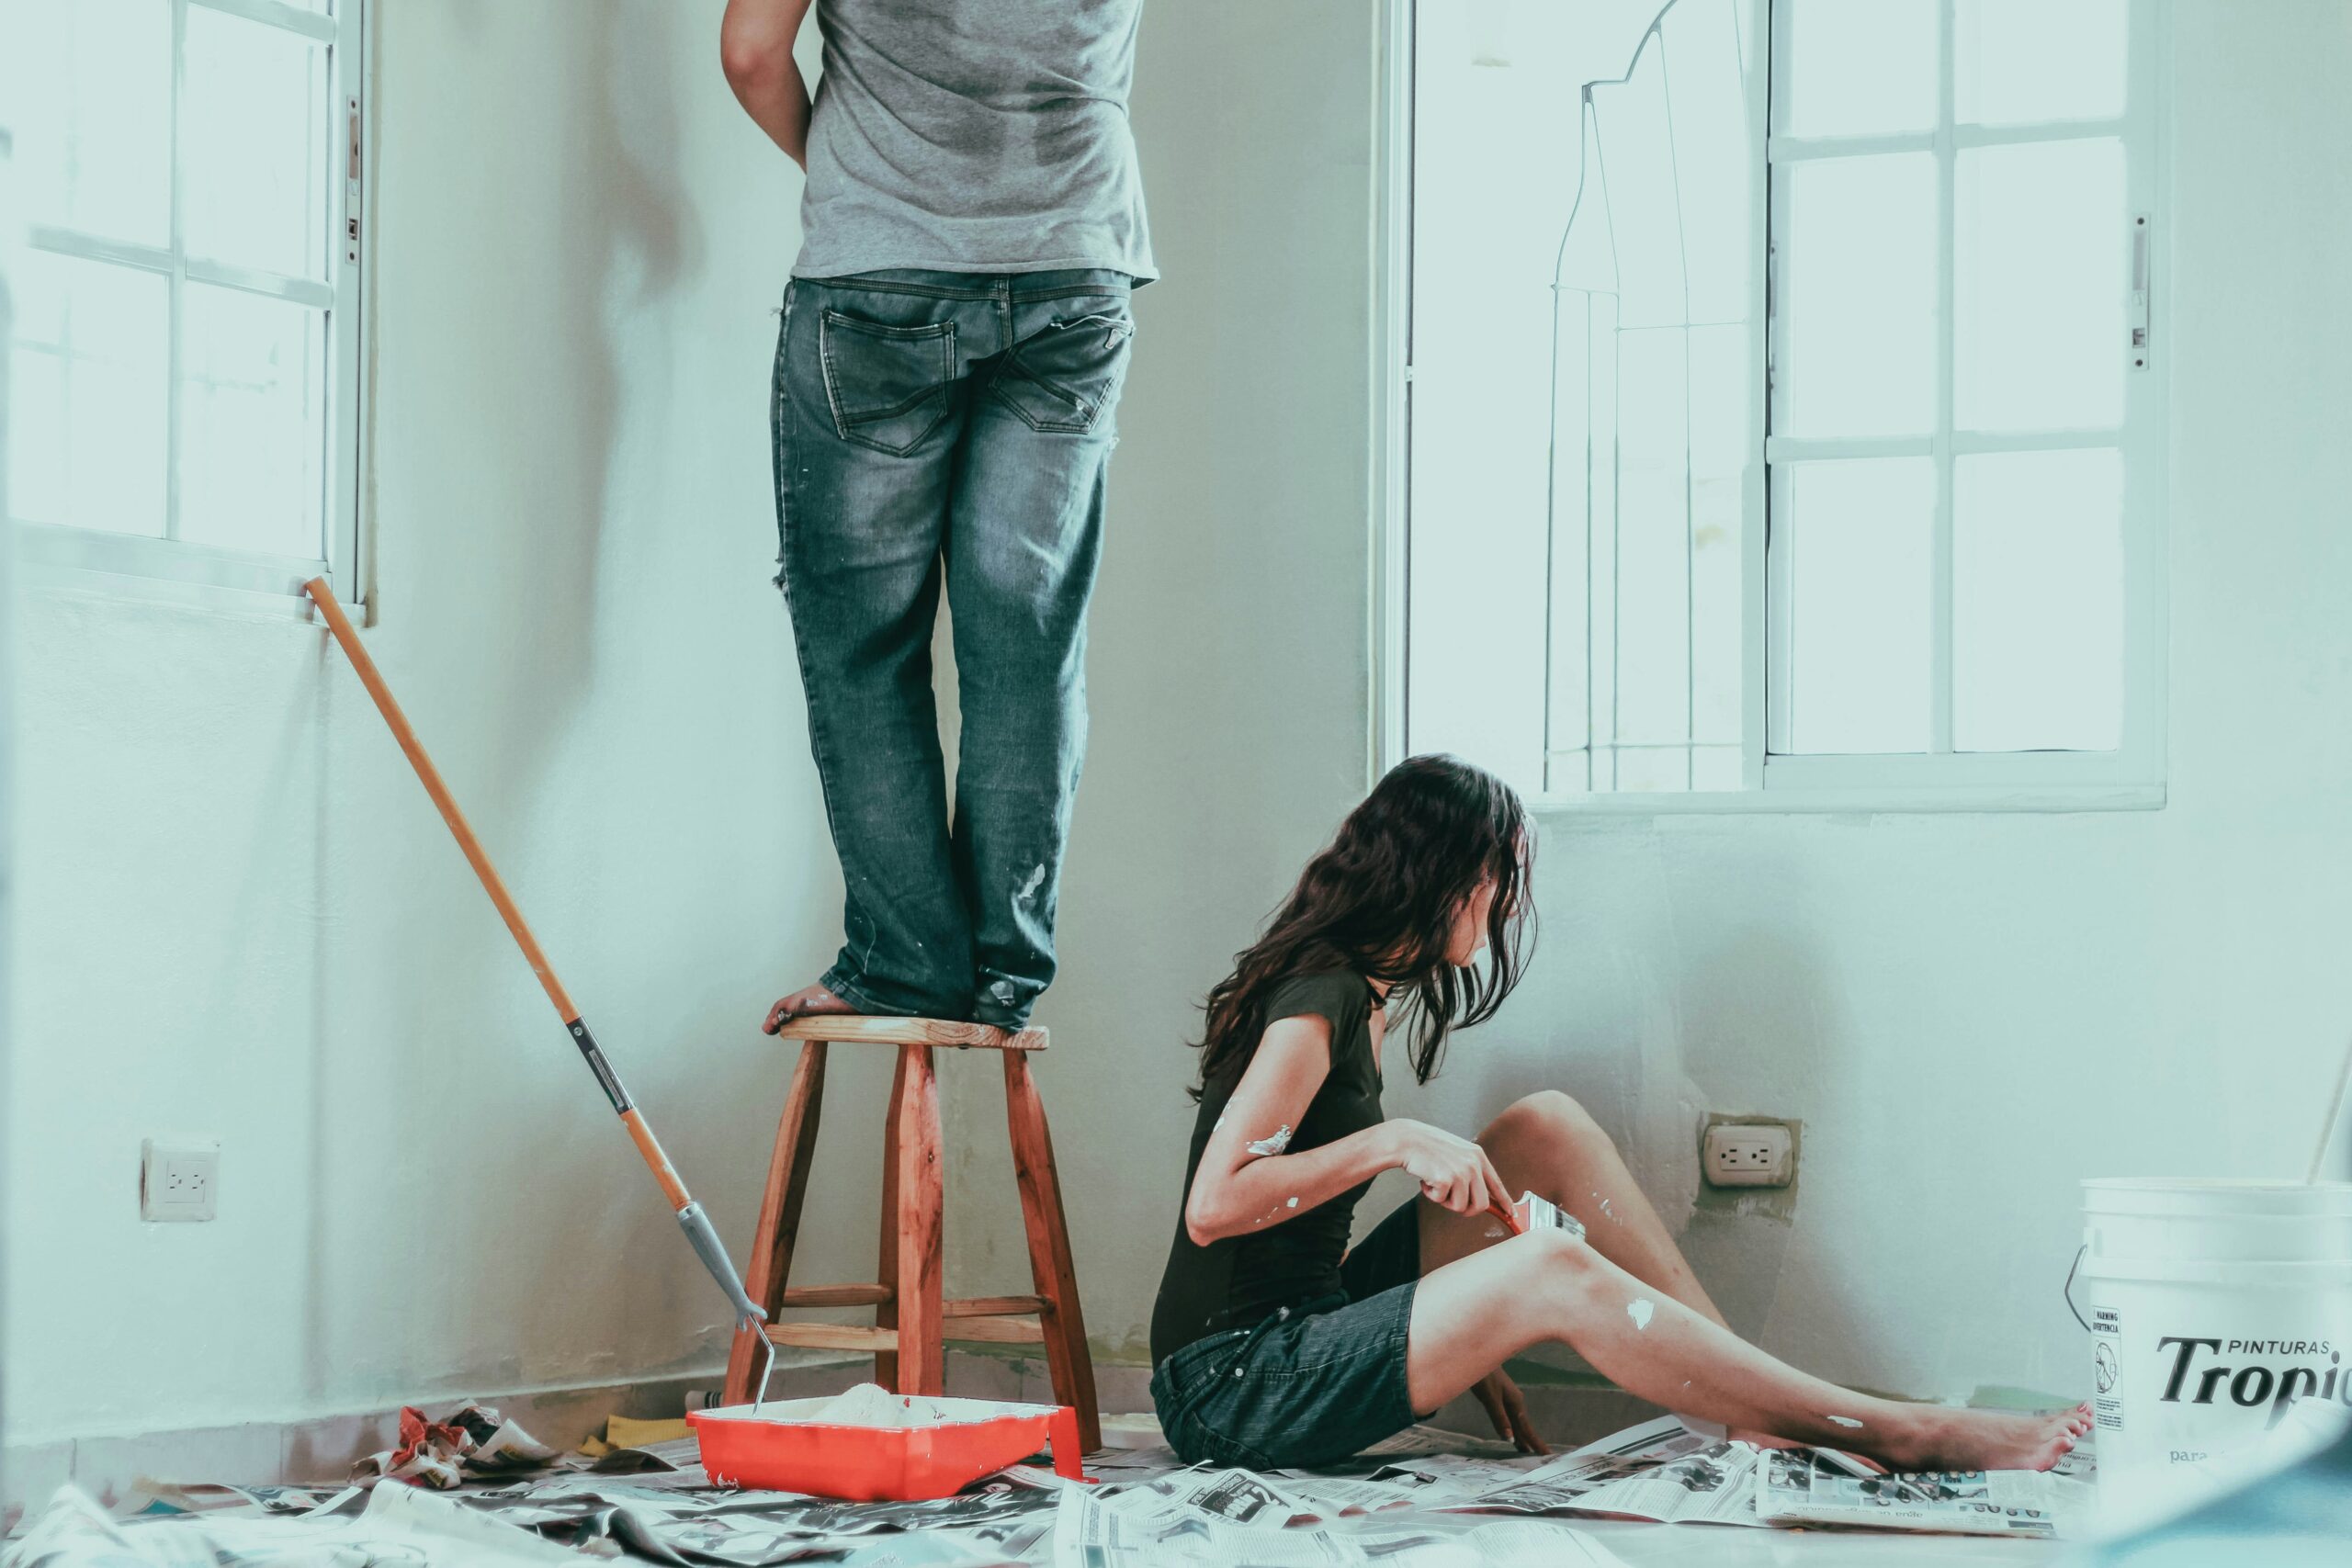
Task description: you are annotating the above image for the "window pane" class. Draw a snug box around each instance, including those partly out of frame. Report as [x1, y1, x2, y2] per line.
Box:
[1777, 457, 1932, 753]
[184, 6, 329, 279]
[1780, 153, 1936, 437]
[8, 253, 168, 536]
[1, 0, 172, 245]
[1956, 138, 2125, 432]
[1956, 0, 2128, 126]
[1954, 448, 2122, 752]
[177, 285, 326, 559]
[1783, 0, 1936, 138]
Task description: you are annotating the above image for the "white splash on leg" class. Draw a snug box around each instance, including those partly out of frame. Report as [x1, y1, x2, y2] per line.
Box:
[1286, 1196, 1298, 1209]
[1245, 1124, 1294, 1158]
[1627, 1299, 1656, 1331]
[1825, 1415, 1864, 1429]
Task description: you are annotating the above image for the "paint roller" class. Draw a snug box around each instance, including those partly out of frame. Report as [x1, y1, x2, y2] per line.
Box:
[303, 577, 776, 1403]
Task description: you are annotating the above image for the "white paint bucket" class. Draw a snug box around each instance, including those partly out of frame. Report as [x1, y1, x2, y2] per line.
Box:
[2078, 1179, 2352, 1506]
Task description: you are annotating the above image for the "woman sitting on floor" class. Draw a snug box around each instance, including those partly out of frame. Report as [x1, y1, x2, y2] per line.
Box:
[1147, 754, 2090, 1472]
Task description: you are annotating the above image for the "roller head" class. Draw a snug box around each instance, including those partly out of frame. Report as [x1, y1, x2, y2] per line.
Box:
[675, 1201, 767, 1328]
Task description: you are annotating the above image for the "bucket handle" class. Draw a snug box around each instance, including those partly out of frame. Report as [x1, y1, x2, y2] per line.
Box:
[2063, 1244, 2093, 1332]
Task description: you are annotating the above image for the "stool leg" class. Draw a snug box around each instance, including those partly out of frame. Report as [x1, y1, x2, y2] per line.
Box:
[894, 1043, 946, 1396]
[724, 1041, 828, 1406]
[873, 1046, 909, 1389]
[1002, 1052, 1100, 1452]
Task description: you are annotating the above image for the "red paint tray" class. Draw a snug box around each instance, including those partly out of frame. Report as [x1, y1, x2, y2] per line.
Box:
[686, 1394, 1091, 1501]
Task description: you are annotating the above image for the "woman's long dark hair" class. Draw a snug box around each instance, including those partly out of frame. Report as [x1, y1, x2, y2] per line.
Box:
[1193, 754, 1534, 1095]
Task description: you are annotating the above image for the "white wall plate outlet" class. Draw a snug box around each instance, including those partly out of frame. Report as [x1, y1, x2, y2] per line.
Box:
[141, 1138, 220, 1222]
[1703, 1122, 1793, 1189]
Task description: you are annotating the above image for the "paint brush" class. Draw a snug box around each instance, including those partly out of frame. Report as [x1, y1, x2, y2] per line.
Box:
[1493, 1191, 1588, 1242]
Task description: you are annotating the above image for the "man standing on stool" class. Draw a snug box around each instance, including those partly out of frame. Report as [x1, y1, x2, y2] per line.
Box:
[721, 0, 1152, 1032]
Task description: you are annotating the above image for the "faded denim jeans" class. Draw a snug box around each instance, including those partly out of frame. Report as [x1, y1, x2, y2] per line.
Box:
[771, 268, 1134, 1027]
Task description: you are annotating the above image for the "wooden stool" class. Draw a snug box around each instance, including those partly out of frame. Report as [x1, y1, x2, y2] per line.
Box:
[722, 1016, 1101, 1451]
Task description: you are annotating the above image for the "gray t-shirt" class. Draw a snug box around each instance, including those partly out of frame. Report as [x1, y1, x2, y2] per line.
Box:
[794, 0, 1156, 281]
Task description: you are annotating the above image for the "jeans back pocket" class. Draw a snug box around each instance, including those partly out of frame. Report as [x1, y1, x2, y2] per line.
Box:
[819, 310, 956, 456]
[993, 313, 1135, 435]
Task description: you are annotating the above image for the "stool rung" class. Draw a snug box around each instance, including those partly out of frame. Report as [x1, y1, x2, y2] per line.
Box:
[769, 1323, 898, 1352]
[944, 1294, 1047, 1318]
[763, 1317, 1043, 1350]
[780, 1282, 893, 1309]
[767, 1016, 1048, 1052]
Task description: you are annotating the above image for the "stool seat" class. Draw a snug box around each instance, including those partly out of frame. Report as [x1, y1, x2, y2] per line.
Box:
[767, 1015, 1047, 1051]
[725, 1015, 1099, 1450]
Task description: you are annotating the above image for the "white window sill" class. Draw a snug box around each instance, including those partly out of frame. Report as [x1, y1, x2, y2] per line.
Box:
[16, 521, 346, 623]
[1532, 783, 2165, 818]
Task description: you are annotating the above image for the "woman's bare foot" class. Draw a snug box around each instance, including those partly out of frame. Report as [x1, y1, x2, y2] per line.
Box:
[763, 982, 863, 1033]
[1880, 1402, 2094, 1473]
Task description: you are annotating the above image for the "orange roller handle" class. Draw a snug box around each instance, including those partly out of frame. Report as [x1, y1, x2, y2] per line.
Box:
[304, 577, 764, 1329]
[304, 577, 578, 1022]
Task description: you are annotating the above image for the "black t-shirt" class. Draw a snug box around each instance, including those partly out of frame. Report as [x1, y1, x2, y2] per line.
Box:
[1148, 968, 1386, 1365]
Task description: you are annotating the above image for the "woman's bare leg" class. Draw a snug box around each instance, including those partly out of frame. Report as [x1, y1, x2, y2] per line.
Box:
[1418, 1091, 1726, 1326]
[1408, 1230, 2090, 1472]
[1426, 1091, 1807, 1448]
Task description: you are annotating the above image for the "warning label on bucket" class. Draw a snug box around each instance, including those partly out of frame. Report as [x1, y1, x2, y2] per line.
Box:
[2092, 1306, 2124, 1433]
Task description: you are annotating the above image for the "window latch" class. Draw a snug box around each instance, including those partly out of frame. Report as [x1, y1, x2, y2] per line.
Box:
[345, 96, 363, 267]
[2129, 213, 2151, 370]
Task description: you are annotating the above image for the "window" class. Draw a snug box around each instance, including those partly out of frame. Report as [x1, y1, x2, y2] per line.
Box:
[1387, 0, 2165, 809]
[2, 0, 366, 605]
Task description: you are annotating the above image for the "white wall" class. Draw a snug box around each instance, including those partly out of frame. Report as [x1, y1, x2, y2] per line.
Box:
[1383, 0, 2352, 1405]
[7, 1, 851, 1442]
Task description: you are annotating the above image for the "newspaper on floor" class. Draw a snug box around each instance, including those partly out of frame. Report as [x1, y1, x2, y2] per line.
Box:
[350, 1401, 562, 1489]
[1089, 1464, 1318, 1527]
[1752, 1445, 2061, 1539]
[1266, 1452, 1544, 1519]
[1354, 1425, 1521, 1461]
[1, 1479, 580, 1567]
[1051, 1483, 1633, 1568]
[446, 1471, 1064, 1566]
[1453, 1419, 1762, 1526]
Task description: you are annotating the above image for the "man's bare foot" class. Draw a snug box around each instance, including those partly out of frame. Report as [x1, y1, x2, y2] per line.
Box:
[763, 982, 863, 1033]
[1880, 1402, 2094, 1473]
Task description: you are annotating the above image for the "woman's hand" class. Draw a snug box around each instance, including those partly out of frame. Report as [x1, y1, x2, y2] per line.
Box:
[1381, 1120, 1510, 1216]
[1473, 1370, 1550, 1455]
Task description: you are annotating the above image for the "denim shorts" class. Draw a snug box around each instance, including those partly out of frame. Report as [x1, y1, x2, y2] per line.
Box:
[1149, 1200, 1426, 1470]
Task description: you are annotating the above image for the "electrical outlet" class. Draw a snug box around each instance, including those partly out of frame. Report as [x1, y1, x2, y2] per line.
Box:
[1702, 1122, 1793, 1189]
[141, 1138, 220, 1222]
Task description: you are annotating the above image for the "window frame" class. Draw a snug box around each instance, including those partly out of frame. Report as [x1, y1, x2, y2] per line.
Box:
[1376, 0, 2171, 815]
[10, 0, 368, 618]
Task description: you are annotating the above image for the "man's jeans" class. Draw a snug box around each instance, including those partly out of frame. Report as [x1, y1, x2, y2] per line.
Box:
[771, 268, 1134, 1028]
